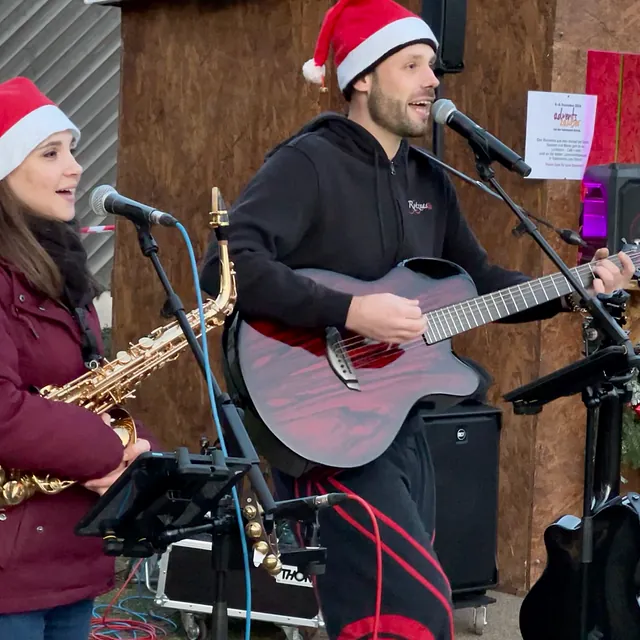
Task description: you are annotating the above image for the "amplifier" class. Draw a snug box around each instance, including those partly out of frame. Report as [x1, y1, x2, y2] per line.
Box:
[419, 401, 501, 594]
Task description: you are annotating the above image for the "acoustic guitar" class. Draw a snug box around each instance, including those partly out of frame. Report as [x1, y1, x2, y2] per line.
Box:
[222, 252, 639, 477]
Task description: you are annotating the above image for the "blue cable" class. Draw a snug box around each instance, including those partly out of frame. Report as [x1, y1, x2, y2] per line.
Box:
[176, 222, 252, 640]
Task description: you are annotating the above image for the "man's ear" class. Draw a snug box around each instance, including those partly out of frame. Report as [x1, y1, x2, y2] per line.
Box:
[352, 72, 373, 94]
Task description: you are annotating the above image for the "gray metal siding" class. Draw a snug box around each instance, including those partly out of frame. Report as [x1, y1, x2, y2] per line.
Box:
[0, 0, 120, 288]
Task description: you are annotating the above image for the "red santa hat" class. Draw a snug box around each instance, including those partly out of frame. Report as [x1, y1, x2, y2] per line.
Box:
[0, 77, 80, 181]
[302, 0, 439, 92]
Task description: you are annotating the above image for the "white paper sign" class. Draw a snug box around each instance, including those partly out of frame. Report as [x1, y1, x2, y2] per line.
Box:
[524, 91, 598, 180]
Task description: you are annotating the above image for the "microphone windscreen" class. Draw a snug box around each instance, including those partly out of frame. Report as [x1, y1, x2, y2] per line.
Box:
[90, 185, 117, 217]
[431, 99, 458, 125]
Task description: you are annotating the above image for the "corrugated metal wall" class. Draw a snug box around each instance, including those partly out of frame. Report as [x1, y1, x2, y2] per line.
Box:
[0, 0, 120, 288]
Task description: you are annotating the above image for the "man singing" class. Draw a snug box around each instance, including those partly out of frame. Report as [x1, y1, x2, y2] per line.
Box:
[201, 0, 633, 637]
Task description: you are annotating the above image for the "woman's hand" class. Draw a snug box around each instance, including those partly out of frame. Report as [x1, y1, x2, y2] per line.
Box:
[82, 438, 151, 496]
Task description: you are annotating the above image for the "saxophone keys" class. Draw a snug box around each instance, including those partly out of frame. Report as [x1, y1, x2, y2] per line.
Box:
[2, 480, 28, 506]
[138, 337, 154, 350]
[116, 351, 132, 365]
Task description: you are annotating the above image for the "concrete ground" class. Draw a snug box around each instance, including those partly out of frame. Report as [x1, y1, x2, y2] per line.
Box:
[454, 591, 522, 639]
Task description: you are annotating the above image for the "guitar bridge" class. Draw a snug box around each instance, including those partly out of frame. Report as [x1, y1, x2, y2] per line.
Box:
[325, 327, 360, 391]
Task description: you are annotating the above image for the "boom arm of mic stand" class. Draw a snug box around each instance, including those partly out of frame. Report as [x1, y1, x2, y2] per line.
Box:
[465, 143, 633, 352]
[134, 223, 276, 514]
[412, 147, 579, 241]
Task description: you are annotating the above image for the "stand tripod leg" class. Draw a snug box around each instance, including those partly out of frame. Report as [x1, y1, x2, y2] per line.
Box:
[211, 526, 231, 640]
[579, 395, 599, 640]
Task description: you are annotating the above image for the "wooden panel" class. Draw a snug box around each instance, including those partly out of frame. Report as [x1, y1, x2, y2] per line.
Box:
[585, 50, 622, 166]
[110, 0, 640, 599]
[405, 0, 555, 594]
[112, 0, 334, 451]
[533, 0, 640, 587]
[618, 53, 640, 163]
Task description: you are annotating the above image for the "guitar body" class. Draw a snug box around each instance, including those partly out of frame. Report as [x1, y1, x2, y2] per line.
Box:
[223, 257, 481, 476]
[519, 493, 640, 640]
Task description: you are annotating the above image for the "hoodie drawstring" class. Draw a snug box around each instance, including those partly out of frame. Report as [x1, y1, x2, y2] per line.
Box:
[374, 149, 387, 254]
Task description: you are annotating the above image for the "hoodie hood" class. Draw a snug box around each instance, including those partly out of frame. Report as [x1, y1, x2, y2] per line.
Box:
[266, 112, 409, 167]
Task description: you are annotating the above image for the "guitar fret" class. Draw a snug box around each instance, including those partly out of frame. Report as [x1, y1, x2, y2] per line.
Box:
[452, 305, 466, 331]
[471, 300, 482, 326]
[464, 302, 476, 328]
[482, 296, 494, 321]
[434, 310, 449, 338]
[431, 312, 445, 341]
[472, 298, 486, 324]
[499, 290, 513, 315]
[444, 307, 460, 335]
[440, 309, 454, 336]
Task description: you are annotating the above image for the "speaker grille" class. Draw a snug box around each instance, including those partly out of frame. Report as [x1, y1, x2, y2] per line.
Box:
[421, 402, 501, 593]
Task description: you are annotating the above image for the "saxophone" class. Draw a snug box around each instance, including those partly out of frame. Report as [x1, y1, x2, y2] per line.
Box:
[0, 188, 236, 508]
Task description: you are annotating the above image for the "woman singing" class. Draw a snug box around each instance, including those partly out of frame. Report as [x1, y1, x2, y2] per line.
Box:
[0, 77, 152, 639]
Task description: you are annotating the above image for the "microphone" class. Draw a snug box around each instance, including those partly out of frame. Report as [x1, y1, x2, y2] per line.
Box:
[90, 185, 178, 228]
[271, 493, 347, 521]
[431, 99, 532, 178]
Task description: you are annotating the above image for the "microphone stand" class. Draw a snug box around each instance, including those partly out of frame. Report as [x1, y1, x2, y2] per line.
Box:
[412, 146, 587, 248]
[132, 221, 276, 514]
[464, 138, 638, 640]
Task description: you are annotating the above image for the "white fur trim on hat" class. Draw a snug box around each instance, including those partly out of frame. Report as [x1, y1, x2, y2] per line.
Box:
[0, 104, 81, 181]
[337, 16, 438, 91]
[302, 58, 327, 85]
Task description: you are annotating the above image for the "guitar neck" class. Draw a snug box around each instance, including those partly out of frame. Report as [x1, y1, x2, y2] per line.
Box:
[424, 252, 634, 344]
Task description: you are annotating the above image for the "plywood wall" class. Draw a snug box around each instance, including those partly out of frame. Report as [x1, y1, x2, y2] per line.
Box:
[113, 0, 640, 594]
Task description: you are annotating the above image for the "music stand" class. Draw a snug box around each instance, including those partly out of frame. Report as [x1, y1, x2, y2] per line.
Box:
[76, 447, 254, 640]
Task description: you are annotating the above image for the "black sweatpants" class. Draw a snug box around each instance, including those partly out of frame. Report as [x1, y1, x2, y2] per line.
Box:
[274, 413, 454, 640]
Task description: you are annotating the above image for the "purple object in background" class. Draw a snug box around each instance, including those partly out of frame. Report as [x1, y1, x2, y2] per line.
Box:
[578, 163, 640, 264]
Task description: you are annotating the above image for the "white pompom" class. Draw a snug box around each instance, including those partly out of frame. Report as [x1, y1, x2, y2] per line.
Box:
[302, 58, 326, 85]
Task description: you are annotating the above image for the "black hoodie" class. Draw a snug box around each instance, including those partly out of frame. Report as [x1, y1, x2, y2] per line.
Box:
[200, 113, 563, 327]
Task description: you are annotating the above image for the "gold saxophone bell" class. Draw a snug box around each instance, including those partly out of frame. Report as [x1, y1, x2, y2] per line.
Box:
[106, 407, 137, 446]
[0, 186, 236, 508]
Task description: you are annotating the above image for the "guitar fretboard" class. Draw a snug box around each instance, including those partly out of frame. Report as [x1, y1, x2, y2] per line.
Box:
[423, 251, 640, 345]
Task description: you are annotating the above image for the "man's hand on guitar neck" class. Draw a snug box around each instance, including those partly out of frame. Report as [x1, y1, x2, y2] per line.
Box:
[590, 248, 635, 294]
[345, 293, 427, 344]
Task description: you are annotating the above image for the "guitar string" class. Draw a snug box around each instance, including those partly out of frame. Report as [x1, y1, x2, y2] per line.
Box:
[333, 251, 638, 355]
[344, 252, 640, 370]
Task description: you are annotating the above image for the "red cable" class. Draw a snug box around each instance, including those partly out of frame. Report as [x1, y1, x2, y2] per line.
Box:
[316, 483, 383, 640]
[89, 558, 167, 639]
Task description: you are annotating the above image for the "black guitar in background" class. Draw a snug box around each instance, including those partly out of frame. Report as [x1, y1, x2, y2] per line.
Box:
[518, 284, 640, 640]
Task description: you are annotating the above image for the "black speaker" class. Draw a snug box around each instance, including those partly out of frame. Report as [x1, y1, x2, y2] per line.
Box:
[421, 0, 467, 74]
[419, 401, 501, 594]
[580, 163, 640, 261]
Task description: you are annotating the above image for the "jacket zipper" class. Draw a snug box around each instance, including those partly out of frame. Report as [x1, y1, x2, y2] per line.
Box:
[388, 160, 406, 261]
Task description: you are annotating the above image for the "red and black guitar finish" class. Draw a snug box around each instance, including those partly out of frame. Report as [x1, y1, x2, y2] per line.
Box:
[222, 255, 620, 477]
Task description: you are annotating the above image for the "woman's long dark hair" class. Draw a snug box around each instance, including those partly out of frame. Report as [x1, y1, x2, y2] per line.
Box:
[0, 179, 102, 307]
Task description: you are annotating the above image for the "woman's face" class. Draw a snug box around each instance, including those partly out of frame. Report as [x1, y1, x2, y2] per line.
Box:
[5, 130, 82, 222]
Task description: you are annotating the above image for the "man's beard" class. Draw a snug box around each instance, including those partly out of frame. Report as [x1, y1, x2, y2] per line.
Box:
[368, 76, 431, 138]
